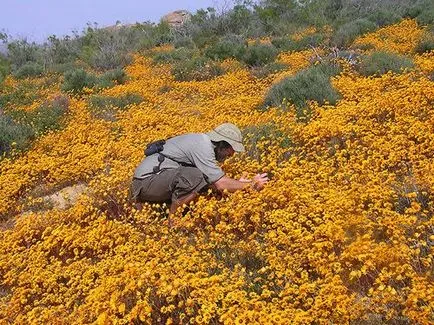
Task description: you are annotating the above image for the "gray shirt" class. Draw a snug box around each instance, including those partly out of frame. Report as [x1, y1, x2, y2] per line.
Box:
[133, 133, 225, 183]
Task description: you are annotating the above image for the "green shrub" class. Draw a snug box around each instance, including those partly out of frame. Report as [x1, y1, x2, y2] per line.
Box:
[0, 115, 34, 155]
[415, 32, 434, 53]
[204, 36, 247, 61]
[263, 63, 341, 120]
[89, 93, 143, 111]
[96, 69, 127, 89]
[0, 81, 39, 109]
[13, 62, 44, 79]
[31, 96, 69, 135]
[332, 18, 378, 48]
[1, 96, 68, 156]
[242, 123, 293, 162]
[88, 93, 143, 121]
[174, 37, 196, 49]
[416, 8, 434, 26]
[290, 33, 325, 51]
[172, 56, 224, 81]
[358, 51, 414, 76]
[48, 61, 81, 74]
[152, 48, 197, 64]
[9, 95, 69, 136]
[240, 43, 278, 67]
[271, 37, 293, 51]
[7, 39, 43, 71]
[367, 10, 401, 27]
[0, 55, 10, 83]
[61, 68, 96, 93]
[251, 62, 288, 78]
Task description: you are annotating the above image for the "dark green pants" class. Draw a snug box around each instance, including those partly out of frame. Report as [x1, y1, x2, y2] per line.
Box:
[130, 167, 208, 204]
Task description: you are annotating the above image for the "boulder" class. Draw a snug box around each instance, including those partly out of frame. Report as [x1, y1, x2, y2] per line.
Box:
[162, 10, 191, 28]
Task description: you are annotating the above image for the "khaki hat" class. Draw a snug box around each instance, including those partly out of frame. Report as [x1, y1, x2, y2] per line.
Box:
[207, 123, 245, 152]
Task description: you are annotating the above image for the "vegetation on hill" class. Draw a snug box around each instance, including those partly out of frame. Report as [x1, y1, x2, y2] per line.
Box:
[0, 1, 433, 323]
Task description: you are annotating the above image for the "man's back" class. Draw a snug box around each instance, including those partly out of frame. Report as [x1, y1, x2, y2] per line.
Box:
[133, 133, 224, 183]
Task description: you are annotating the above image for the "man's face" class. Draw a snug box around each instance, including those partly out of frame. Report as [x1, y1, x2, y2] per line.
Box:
[215, 145, 235, 162]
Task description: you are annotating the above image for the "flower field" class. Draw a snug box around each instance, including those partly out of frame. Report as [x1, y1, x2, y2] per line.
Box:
[0, 20, 433, 324]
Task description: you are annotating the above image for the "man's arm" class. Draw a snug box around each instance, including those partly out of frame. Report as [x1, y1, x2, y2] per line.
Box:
[213, 173, 269, 193]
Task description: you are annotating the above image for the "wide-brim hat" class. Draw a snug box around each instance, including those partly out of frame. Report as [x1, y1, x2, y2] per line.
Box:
[207, 123, 245, 152]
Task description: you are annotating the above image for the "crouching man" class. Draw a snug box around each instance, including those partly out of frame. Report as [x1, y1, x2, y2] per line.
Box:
[130, 123, 269, 221]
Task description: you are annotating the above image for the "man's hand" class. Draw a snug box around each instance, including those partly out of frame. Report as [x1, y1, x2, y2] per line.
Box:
[239, 172, 251, 183]
[251, 173, 269, 191]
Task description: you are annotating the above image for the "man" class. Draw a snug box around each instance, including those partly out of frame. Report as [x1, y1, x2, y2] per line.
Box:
[130, 123, 269, 218]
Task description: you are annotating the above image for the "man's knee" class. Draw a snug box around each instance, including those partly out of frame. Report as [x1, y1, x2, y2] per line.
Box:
[171, 167, 207, 201]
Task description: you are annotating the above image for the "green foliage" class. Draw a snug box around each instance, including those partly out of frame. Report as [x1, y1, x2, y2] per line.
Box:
[172, 56, 224, 81]
[61, 68, 96, 93]
[46, 35, 80, 65]
[95, 69, 127, 89]
[9, 95, 69, 136]
[89, 93, 143, 111]
[263, 63, 341, 121]
[1, 96, 69, 156]
[174, 37, 196, 49]
[251, 62, 288, 78]
[204, 36, 247, 61]
[333, 18, 378, 48]
[242, 123, 293, 162]
[0, 81, 40, 109]
[13, 62, 44, 79]
[358, 51, 414, 76]
[62, 67, 127, 93]
[415, 31, 434, 53]
[152, 48, 198, 64]
[270, 37, 293, 51]
[416, 9, 434, 26]
[240, 43, 278, 67]
[0, 115, 34, 155]
[0, 55, 10, 83]
[272, 33, 325, 52]
[367, 10, 401, 27]
[88, 93, 143, 120]
[7, 39, 42, 71]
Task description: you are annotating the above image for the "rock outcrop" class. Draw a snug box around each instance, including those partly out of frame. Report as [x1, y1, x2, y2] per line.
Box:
[162, 10, 191, 28]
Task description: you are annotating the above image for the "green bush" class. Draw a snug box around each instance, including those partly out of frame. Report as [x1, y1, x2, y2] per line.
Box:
[88, 93, 143, 121]
[367, 10, 401, 27]
[358, 51, 414, 76]
[290, 33, 325, 51]
[96, 69, 127, 89]
[263, 63, 341, 120]
[204, 36, 247, 61]
[415, 32, 434, 53]
[271, 37, 293, 51]
[0, 55, 10, 83]
[172, 56, 224, 81]
[242, 123, 293, 162]
[251, 62, 288, 78]
[9, 95, 69, 136]
[89, 93, 143, 111]
[7, 39, 43, 71]
[152, 48, 198, 64]
[271, 33, 325, 52]
[0, 115, 34, 155]
[417, 9, 434, 26]
[61, 68, 96, 93]
[1, 96, 69, 156]
[174, 37, 196, 49]
[13, 62, 44, 79]
[0, 81, 40, 109]
[332, 18, 378, 48]
[240, 43, 278, 67]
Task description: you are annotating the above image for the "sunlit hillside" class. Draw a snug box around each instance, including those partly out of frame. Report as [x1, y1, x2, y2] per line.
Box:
[0, 16, 433, 324]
